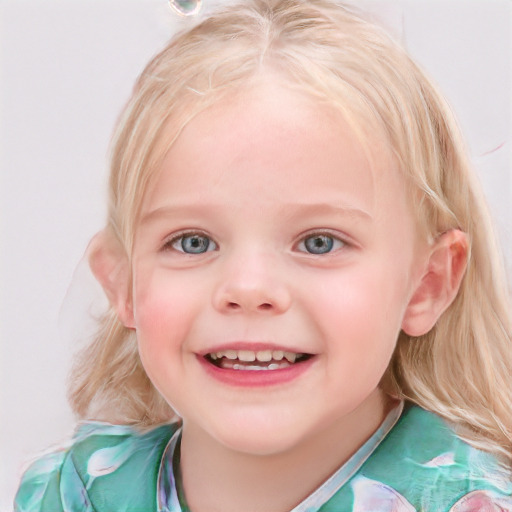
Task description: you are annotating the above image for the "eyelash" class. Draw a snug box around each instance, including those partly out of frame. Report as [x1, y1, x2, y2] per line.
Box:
[161, 230, 347, 256]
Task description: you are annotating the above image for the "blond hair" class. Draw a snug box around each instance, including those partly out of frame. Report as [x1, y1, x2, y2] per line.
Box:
[69, 0, 512, 462]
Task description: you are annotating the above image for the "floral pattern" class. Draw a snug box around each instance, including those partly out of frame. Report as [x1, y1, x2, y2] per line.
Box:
[14, 406, 512, 511]
[351, 476, 416, 511]
[450, 490, 512, 512]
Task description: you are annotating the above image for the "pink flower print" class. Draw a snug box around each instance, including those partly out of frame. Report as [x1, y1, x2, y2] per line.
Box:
[351, 475, 417, 512]
[449, 490, 512, 512]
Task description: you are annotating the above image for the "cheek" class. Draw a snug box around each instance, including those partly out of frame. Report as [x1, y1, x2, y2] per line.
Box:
[132, 266, 202, 352]
[306, 264, 407, 364]
[316, 266, 405, 326]
[131, 266, 203, 413]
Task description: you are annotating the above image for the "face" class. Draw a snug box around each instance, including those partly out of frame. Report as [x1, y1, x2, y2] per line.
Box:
[127, 80, 426, 455]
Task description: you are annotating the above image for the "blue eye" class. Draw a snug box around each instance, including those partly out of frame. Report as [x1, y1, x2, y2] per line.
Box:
[171, 233, 217, 254]
[299, 234, 344, 254]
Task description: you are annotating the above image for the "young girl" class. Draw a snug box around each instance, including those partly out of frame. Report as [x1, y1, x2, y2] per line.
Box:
[14, 0, 512, 510]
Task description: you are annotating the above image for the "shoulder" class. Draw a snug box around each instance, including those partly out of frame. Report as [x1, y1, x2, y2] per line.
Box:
[352, 405, 512, 511]
[14, 421, 178, 512]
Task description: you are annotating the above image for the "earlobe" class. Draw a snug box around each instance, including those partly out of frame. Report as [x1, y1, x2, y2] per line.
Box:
[401, 229, 468, 337]
[87, 230, 135, 328]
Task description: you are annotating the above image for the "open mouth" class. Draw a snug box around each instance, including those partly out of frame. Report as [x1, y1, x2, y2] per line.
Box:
[204, 349, 312, 371]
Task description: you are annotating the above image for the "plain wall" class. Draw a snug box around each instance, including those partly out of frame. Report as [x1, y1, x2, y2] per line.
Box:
[1, 1, 510, 508]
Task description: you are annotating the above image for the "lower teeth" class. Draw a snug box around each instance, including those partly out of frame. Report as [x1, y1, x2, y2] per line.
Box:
[231, 362, 290, 371]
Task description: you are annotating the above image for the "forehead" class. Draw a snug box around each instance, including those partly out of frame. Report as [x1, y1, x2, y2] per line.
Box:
[142, 79, 408, 221]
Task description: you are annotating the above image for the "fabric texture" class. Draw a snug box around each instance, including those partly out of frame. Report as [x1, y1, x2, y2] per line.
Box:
[14, 404, 512, 512]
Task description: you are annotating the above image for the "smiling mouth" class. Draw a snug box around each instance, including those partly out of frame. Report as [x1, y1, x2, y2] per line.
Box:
[204, 349, 312, 371]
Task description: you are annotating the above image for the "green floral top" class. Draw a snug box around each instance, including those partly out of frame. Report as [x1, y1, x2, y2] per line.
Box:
[14, 404, 512, 511]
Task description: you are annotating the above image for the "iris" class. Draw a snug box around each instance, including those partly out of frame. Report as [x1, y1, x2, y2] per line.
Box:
[304, 235, 334, 254]
[179, 234, 212, 254]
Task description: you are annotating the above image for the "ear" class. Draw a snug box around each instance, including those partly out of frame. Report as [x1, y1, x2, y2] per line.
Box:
[401, 229, 468, 337]
[87, 230, 135, 328]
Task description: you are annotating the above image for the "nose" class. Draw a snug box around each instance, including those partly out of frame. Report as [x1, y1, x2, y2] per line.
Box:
[212, 251, 292, 314]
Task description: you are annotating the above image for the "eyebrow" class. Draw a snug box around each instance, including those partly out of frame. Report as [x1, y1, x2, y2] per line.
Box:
[140, 202, 373, 225]
[140, 204, 223, 225]
[280, 202, 373, 222]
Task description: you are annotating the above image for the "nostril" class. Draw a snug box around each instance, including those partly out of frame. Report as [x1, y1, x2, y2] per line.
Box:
[227, 302, 241, 309]
[258, 303, 273, 310]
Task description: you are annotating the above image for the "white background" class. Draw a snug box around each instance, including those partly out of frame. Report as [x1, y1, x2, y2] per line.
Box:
[1, 1, 511, 509]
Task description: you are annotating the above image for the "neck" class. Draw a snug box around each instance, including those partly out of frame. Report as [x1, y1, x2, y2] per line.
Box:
[180, 390, 394, 512]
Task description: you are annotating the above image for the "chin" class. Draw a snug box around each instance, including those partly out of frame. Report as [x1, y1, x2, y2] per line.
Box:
[217, 432, 302, 457]
[205, 413, 312, 457]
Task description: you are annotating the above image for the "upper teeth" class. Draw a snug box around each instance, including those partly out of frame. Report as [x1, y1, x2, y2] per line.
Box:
[210, 350, 299, 363]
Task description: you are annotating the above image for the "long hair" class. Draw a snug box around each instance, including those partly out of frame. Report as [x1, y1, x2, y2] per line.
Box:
[69, 0, 512, 462]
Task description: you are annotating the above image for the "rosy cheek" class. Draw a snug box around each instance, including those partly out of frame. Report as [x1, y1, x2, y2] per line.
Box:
[133, 268, 199, 348]
[312, 269, 399, 355]
[317, 271, 381, 318]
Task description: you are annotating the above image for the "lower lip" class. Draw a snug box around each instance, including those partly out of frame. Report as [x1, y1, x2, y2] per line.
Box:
[197, 355, 315, 387]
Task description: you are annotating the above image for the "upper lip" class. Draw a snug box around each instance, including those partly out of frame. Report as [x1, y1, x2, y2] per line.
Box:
[197, 342, 314, 356]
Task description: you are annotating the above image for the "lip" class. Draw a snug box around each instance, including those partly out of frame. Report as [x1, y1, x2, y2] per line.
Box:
[196, 352, 316, 388]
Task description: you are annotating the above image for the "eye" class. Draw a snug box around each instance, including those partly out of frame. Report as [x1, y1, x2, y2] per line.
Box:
[298, 233, 345, 255]
[167, 233, 217, 254]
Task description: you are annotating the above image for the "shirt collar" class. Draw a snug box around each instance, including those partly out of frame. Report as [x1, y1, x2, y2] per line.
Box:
[156, 401, 404, 512]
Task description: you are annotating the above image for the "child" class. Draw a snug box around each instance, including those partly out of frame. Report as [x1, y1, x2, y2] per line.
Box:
[14, 0, 512, 510]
